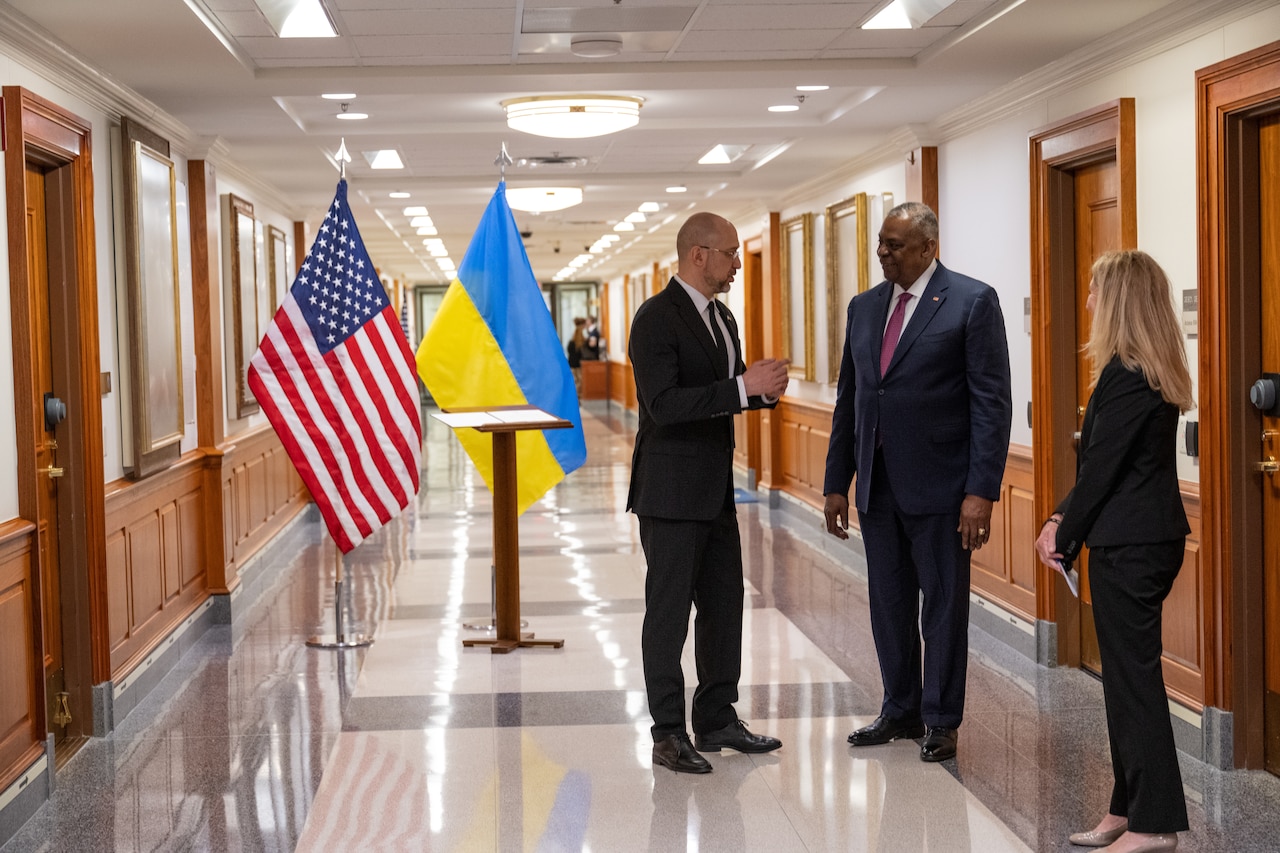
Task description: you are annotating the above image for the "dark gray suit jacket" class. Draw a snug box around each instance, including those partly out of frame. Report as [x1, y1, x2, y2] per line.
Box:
[627, 280, 775, 521]
[823, 262, 1013, 515]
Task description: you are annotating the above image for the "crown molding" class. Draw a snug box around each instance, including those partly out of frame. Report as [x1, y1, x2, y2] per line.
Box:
[0, 5, 299, 219]
[776, 138, 905, 212]
[932, 0, 1276, 141]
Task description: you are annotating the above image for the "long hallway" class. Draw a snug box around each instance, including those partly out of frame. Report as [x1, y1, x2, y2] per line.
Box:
[4, 402, 1280, 852]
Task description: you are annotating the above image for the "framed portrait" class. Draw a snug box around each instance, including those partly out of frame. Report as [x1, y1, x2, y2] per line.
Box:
[825, 193, 868, 383]
[120, 117, 184, 479]
[229, 194, 260, 418]
[779, 212, 814, 381]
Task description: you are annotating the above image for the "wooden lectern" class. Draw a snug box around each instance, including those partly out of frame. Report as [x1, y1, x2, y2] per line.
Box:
[432, 405, 572, 653]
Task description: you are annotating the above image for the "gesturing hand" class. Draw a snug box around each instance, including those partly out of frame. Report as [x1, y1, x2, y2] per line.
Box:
[742, 358, 791, 398]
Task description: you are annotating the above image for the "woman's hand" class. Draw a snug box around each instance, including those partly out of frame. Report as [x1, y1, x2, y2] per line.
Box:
[1034, 519, 1064, 571]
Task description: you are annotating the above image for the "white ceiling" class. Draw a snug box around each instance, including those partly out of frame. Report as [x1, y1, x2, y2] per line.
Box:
[0, 0, 1216, 284]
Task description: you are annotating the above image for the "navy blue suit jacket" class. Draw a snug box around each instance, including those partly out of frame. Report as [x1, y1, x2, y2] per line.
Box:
[823, 262, 1012, 515]
[628, 280, 775, 521]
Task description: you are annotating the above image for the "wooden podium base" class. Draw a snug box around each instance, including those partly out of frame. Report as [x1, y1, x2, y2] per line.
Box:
[462, 632, 565, 654]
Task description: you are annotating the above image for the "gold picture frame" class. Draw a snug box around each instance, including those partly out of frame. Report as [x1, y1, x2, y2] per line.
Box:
[120, 117, 184, 478]
[266, 224, 289, 317]
[779, 212, 815, 381]
[825, 193, 869, 384]
[228, 194, 260, 418]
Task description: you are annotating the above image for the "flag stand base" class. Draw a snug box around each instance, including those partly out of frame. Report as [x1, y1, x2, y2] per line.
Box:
[307, 562, 375, 651]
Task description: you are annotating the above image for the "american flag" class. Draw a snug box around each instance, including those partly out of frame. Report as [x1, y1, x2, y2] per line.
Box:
[248, 180, 422, 554]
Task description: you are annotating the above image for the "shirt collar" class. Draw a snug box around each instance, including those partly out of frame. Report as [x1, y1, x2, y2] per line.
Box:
[675, 275, 714, 315]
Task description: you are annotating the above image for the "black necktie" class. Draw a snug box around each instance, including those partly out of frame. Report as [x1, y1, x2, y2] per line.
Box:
[707, 303, 728, 378]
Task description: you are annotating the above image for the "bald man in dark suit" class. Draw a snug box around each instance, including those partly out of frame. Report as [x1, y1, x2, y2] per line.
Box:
[628, 212, 790, 774]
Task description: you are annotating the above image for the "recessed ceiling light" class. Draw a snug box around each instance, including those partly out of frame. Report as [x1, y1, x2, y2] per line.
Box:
[256, 0, 338, 38]
[863, 0, 957, 30]
[666, 185, 687, 193]
[336, 111, 368, 120]
[768, 105, 800, 112]
[624, 211, 646, 223]
[796, 85, 829, 92]
[410, 216, 434, 227]
[404, 206, 429, 216]
[364, 149, 403, 169]
[389, 191, 410, 199]
[323, 93, 357, 100]
[416, 226, 438, 236]
[613, 221, 635, 232]
[638, 201, 661, 212]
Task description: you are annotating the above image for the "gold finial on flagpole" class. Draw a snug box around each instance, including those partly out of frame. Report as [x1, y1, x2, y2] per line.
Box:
[495, 142, 513, 182]
[336, 138, 352, 180]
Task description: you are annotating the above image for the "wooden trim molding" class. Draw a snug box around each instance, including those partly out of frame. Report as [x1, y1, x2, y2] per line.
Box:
[1195, 38, 1280, 767]
[1028, 99, 1135, 640]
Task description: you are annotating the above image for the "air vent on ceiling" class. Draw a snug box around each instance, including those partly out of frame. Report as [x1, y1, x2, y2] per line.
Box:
[515, 154, 590, 168]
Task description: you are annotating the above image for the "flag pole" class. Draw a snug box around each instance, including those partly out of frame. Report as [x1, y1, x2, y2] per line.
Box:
[306, 533, 373, 649]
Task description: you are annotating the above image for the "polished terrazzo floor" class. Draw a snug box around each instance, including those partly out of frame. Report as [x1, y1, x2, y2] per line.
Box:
[5, 401, 1280, 852]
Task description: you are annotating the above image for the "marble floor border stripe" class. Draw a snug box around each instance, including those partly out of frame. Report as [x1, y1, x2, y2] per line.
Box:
[342, 681, 873, 732]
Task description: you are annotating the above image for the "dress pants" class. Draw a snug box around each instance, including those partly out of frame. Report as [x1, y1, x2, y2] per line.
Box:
[638, 494, 744, 741]
[856, 447, 971, 728]
[1088, 540, 1189, 833]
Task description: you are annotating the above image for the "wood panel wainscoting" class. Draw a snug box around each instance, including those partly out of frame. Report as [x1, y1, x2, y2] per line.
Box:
[774, 397, 834, 509]
[971, 445, 1037, 620]
[0, 519, 41, 791]
[609, 360, 635, 410]
[104, 428, 307, 683]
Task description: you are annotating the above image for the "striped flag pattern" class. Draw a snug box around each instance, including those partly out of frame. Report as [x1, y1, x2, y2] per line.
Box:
[248, 180, 422, 553]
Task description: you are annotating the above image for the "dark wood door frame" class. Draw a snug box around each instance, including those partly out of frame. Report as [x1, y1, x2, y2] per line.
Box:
[1029, 99, 1136, 666]
[3, 88, 108, 734]
[1196, 39, 1280, 769]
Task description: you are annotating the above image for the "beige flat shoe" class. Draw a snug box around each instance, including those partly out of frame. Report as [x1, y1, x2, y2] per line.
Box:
[1099, 834, 1177, 853]
[1068, 823, 1127, 846]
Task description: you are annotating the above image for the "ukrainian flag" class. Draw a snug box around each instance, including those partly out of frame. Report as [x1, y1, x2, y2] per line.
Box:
[417, 182, 587, 514]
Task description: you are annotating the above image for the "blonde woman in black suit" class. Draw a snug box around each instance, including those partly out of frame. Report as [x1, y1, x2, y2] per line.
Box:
[1036, 250, 1195, 853]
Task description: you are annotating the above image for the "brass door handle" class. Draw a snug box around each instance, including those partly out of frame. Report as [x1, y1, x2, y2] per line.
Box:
[39, 465, 65, 478]
[1257, 456, 1279, 474]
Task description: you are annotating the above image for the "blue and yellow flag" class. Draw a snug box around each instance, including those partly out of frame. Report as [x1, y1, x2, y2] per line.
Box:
[417, 182, 587, 514]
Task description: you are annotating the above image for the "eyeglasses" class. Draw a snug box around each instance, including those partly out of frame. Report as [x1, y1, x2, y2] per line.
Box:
[698, 245, 741, 261]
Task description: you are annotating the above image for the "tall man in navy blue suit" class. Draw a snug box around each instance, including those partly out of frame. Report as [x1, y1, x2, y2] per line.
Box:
[629, 212, 791, 774]
[823, 202, 1012, 762]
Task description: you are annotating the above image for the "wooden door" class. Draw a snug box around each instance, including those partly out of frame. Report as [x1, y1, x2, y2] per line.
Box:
[1260, 113, 1280, 775]
[25, 163, 71, 750]
[1070, 159, 1121, 674]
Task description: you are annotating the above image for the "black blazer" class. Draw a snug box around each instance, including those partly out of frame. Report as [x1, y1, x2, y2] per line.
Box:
[627, 280, 775, 521]
[1054, 358, 1190, 560]
[823, 262, 1012, 515]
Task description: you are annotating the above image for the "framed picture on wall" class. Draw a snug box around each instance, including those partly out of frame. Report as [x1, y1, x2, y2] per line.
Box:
[825, 193, 868, 383]
[267, 224, 289, 314]
[228, 194, 260, 418]
[779, 212, 815, 381]
[120, 117, 184, 479]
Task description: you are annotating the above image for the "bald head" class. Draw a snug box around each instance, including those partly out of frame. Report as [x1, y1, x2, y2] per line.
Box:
[675, 212, 741, 299]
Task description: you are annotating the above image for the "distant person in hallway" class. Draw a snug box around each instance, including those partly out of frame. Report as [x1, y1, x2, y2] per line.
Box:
[628, 212, 790, 774]
[583, 315, 602, 360]
[822, 201, 1013, 763]
[1036, 250, 1193, 853]
[567, 316, 587, 395]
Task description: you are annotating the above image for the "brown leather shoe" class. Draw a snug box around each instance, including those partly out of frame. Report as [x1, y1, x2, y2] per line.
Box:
[919, 726, 958, 762]
[652, 733, 712, 774]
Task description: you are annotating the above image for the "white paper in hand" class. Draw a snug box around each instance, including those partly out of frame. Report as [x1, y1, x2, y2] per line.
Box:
[1061, 564, 1080, 598]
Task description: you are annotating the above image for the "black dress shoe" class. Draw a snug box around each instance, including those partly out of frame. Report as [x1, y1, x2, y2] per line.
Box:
[653, 734, 712, 773]
[847, 714, 926, 746]
[694, 720, 782, 754]
[920, 726, 958, 762]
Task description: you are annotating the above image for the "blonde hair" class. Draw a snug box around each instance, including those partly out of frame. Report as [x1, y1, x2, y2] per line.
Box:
[1087, 250, 1195, 412]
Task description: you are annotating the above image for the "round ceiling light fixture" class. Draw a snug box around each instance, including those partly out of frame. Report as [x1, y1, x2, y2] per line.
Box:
[570, 35, 623, 58]
[502, 95, 643, 139]
[505, 186, 584, 213]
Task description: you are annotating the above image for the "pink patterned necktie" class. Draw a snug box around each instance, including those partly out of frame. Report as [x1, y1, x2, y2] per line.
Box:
[880, 292, 912, 376]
